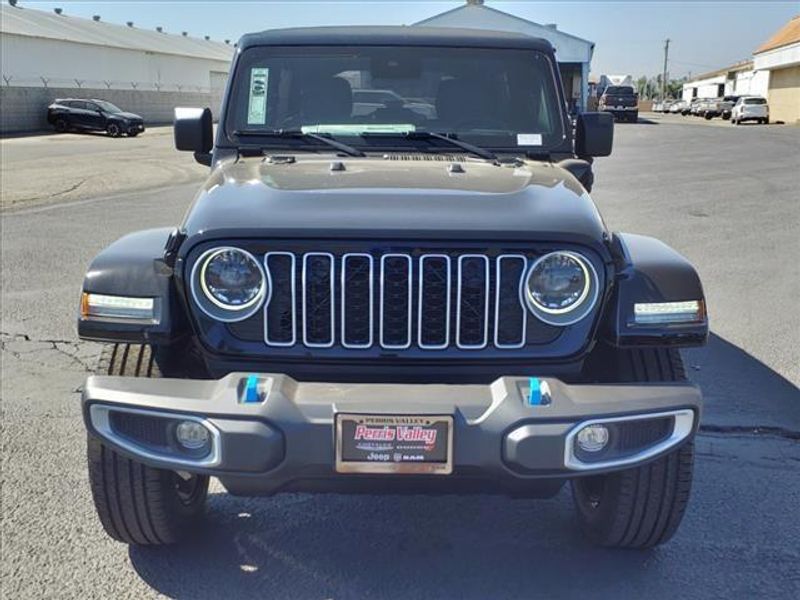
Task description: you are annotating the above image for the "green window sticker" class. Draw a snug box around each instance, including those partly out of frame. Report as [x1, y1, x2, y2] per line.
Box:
[247, 67, 269, 125]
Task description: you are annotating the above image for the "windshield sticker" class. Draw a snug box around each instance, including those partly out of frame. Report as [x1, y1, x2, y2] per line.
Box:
[517, 133, 542, 146]
[247, 67, 269, 125]
[301, 123, 416, 135]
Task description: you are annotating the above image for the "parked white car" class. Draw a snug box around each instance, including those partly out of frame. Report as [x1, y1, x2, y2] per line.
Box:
[731, 96, 769, 125]
[670, 100, 686, 114]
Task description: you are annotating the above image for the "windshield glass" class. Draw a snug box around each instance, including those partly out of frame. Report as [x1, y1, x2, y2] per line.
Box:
[226, 45, 565, 149]
[95, 101, 122, 113]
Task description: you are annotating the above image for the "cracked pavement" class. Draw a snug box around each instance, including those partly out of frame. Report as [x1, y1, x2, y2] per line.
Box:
[2, 118, 799, 598]
[0, 126, 206, 209]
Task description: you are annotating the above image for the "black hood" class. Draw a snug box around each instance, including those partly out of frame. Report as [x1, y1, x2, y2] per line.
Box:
[112, 111, 142, 121]
[180, 155, 609, 251]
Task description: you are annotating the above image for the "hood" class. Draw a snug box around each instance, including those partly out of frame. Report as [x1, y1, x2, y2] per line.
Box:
[113, 111, 142, 121]
[181, 155, 608, 248]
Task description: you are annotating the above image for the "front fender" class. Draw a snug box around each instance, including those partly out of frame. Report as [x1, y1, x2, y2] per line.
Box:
[78, 228, 186, 344]
[604, 233, 708, 347]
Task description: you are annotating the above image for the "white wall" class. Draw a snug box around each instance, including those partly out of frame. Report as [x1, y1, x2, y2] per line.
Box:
[754, 42, 800, 71]
[733, 69, 770, 96]
[682, 74, 726, 100]
[0, 33, 230, 90]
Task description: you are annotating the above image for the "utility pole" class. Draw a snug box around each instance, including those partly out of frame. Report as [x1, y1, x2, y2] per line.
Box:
[662, 38, 670, 100]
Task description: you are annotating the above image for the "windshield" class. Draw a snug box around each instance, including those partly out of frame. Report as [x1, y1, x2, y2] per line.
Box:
[226, 45, 565, 150]
[94, 101, 122, 113]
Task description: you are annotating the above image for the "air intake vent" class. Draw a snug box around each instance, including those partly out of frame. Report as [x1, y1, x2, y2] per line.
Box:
[383, 153, 465, 162]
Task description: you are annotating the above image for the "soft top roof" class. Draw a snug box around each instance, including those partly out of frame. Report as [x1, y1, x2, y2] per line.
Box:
[238, 26, 554, 53]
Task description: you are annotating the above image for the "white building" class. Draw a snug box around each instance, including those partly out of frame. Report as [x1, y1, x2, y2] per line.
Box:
[681, 60, 768, 102]
[413, 0, 595, 113]
[0, 2, 233, 92]
[753, 15, 800, 124]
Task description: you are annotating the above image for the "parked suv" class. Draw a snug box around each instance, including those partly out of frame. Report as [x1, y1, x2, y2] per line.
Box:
[731, 96, 769, 124]
[78, 27, 707, 550]
[47, 98, 144, 137]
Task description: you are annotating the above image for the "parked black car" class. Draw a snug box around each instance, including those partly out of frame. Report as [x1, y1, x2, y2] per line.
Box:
[47, 99, 145, 137]
[78, 27, 707, 550]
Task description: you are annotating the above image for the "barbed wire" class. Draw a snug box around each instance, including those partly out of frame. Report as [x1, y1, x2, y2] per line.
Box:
[0, 74, 219, 93]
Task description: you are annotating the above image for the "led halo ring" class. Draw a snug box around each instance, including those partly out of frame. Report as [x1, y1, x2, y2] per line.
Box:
[523, 250, 599, 327]
[190, 246, 268, 322]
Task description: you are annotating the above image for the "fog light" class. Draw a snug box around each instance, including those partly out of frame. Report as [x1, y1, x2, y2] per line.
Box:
[576, 424, 610, 453]
[175, 420, 210, 451]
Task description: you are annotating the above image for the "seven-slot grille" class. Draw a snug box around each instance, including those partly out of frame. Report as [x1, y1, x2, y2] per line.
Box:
[262, 251, 530, 351]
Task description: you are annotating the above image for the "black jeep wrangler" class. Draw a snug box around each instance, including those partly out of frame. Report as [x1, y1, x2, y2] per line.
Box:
[78, 27, 707, 549]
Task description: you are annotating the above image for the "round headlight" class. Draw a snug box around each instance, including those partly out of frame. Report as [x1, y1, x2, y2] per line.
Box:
[192, 247, 267, 321]
[524, 251, 598, 326]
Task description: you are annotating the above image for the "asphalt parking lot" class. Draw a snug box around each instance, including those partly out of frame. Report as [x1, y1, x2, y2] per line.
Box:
[2, 119, 799, 598]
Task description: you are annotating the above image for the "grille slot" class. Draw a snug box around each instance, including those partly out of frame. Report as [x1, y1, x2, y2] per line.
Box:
[262, 250, 536, 351]
[418, 255, 451, 349]
[302, 253, 334, 347]
[456, 255, 490, 349]
[495, 255, 528, 348]
[264, 252, 296, 346]
[342, 253, 374, 348]
[380, 254, 413, 349]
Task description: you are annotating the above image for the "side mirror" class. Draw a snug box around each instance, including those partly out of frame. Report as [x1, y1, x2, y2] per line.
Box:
[575, 112, 614, 157]
[174, 107, 213, 166]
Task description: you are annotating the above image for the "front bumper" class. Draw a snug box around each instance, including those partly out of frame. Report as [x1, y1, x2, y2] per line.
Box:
[82, 373, 701, 496]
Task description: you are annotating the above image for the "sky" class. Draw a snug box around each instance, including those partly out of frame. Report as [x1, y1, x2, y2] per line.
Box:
[17, 1, 800, 78]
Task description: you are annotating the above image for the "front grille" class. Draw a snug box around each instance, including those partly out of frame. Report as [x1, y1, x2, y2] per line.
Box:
[258, 250, 537, 351]
[109, 412, 170, 448]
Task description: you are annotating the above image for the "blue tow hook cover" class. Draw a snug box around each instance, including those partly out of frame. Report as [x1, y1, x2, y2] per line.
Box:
[527, 378, 552, 406]
[243, 375, 262, 403]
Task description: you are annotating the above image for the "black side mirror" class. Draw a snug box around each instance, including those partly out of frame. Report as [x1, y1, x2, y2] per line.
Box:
[575, 112, 614, 157]
[174, 107, 213, 166]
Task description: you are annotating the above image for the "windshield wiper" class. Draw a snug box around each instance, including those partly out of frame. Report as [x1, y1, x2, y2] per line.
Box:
[232, 129, 365, 157]
[361, 130, 497, 161]
[409, 131, 498, 161]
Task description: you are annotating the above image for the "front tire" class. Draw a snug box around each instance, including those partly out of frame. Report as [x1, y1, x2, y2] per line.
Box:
[106, 122, 121, 137]
[54, 118, 68, 133]
[572, 347, 695, 548]
[87, 344, 209, 545]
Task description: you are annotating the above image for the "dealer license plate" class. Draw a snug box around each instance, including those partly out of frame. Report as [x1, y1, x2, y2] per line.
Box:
[335, 414, 453, 475]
